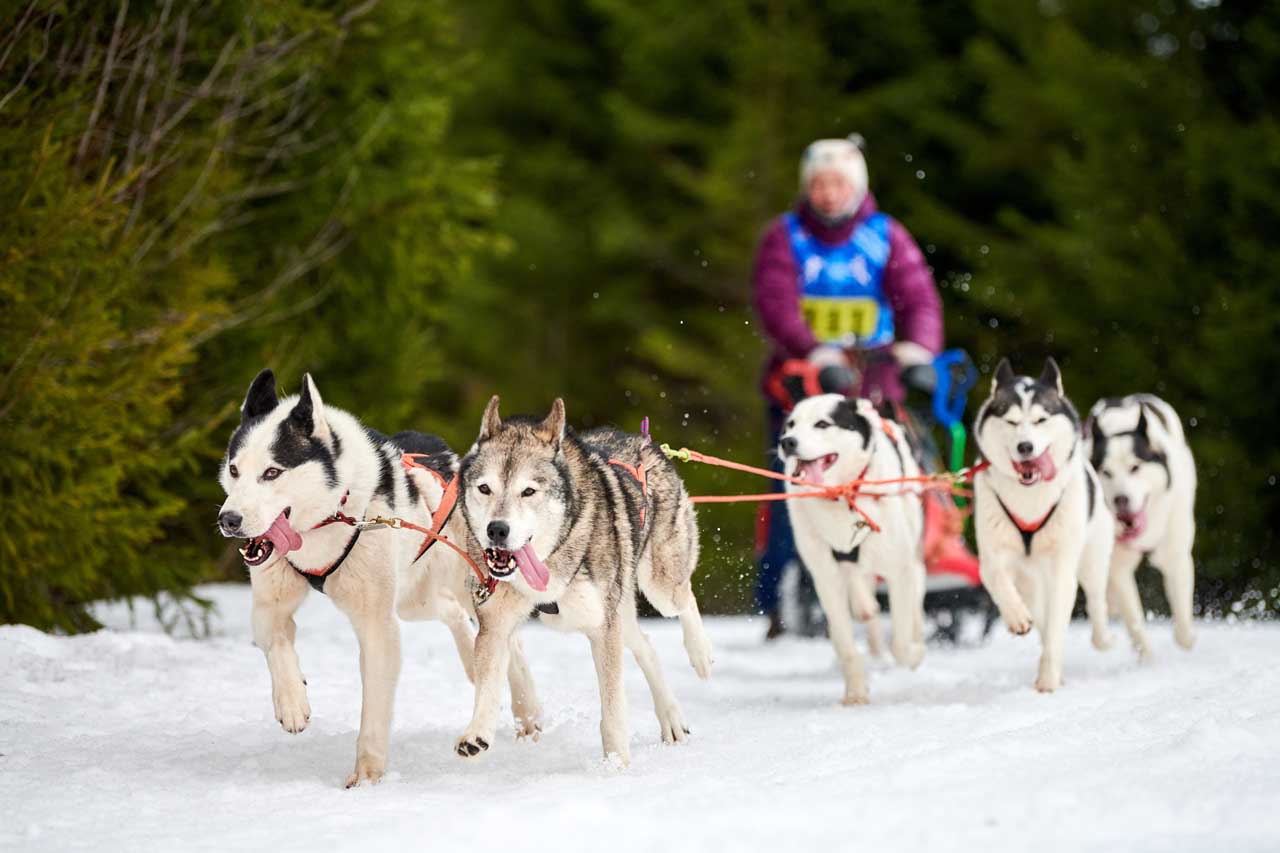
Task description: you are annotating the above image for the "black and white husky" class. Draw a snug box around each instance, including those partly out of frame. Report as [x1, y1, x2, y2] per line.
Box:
[972, 359, 1113, 692]
[777, 394, 927, 705]
[217, 370, 540, 787]
[1086, 394, 1197, 657]
[452, 397, 713, 766]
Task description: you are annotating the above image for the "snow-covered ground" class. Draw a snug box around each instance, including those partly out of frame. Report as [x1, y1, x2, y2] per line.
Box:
[2, 583, 1277, 852]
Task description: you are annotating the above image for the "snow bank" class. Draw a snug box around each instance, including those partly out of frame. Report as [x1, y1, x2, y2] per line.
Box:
[2, 584, 1276, 852]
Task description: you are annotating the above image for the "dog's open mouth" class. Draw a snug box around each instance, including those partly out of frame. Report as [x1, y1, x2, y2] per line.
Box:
[1116, 508, 1147, 542]
[239, 508, 298, 567]
[795, 453, 839, 483]
[482, 542, 550, 591]
[484, 547, 518, 578]
[1011, 451, 1056, 486]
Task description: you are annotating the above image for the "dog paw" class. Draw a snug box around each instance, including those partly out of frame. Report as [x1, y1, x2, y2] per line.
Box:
[1175, 625, 1196, 651]
[1001, 603, 1034, 636]
[655, 702, 690, 745]
[514, 718, 542, 743]
[841, 686, 871, 706]
[1035, 666, 1062, 693]
[684, 635, 714, 681]
[454, 733, 491, 759]
[892, 640, 925, 670]
[273, 683, 311, 734]
[344, 756, 385, 788]
[1091, 628, 1115, 651]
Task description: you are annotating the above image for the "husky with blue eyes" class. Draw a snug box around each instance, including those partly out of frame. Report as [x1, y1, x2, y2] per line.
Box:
[217, 370, 540, 788]
[1085, 394, 1197, 658]
[972, 358, 1114, 692]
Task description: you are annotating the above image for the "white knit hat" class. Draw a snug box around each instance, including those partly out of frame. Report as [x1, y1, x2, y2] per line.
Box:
[799, 135, 868, 213]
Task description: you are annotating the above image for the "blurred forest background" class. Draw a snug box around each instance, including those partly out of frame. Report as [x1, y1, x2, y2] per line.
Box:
[2, 0, 1277, 631]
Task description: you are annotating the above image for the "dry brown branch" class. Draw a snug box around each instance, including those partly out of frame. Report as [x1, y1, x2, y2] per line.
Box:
[77, 0, 129, 166]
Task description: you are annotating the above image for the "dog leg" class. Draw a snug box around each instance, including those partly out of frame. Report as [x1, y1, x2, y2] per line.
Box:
[589, 616, 631, 765]
[676, 583, 714, 680]
[340, 600, 401, 788]
[980, 552, 1034, 635]
[1080, 532, 1115, 652]
[1154, 543, 1196, 651]
[621, 599, 688, 744]
[441, 598, 478, 684]
[884, 564, 925, 670]
[1035, 557, 1079, 693]
[1108, 546, 1151, 661]
[848, 573, 885, 657]
[813, 566, 870, 705]
[456, 589, 524, 759]
[250, 561, 311, 734]
[506, 633, 542, 740]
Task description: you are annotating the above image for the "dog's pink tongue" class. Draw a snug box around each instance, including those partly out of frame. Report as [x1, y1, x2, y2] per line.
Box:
[514, 543, 550, 591]
[1030, 450, 1057, 482]
[265, 511, 303, 555]
[1118, 510, 1147, 542]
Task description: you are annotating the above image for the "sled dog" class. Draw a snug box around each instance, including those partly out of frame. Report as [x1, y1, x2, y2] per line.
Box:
[778, 394, 927, 705]
[972, 358, 1113, 692]
[453, 397, 713, 766]
[217, 370, 540, 787]
[1086, 394, 1197, 657]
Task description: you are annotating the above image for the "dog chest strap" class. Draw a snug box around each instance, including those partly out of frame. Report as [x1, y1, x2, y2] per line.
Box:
[994, 495, 1059, 556]
[291, 528, 362, 594]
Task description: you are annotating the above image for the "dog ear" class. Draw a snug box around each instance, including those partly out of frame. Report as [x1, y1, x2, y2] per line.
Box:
[479, 395, 502, 441]
[1134, 407, 1149, 439]
[1039, 357, 1064, 395]
[992, 358, 1015, 394]
[289, 373, 332, 444]
[535, 398, 566, 448]
[242, 369, 278, 420]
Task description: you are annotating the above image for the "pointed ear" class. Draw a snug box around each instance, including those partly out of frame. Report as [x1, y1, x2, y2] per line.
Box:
[1089, 415, 1105, 446]
[242, 369, 278, 420]
[479, 395, 502, 441]
[289, 373, 331, 443]
[1134, 407, 1149, 438]
[1039, 357, 1063, 395]
[534, 398, 566, 448]
[992, 358, 1015, 394]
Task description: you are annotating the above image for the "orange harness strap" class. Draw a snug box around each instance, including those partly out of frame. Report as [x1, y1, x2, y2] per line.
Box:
[608, 458, 649, 527]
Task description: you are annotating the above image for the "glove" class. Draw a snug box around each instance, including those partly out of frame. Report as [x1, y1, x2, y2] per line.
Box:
[891, 340, 934, 368]
[806, 344, 849, 370]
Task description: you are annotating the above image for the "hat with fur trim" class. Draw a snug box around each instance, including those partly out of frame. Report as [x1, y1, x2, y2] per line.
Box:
[799, 135, 869, 213]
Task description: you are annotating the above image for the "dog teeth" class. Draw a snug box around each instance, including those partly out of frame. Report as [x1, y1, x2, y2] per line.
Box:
[507, 558, 516, 570]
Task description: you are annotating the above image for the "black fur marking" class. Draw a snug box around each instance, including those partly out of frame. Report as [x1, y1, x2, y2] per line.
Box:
[832, 546, 861, 563]
[533, 602, 560, 616]
[290, 378, 317, 435]
[830, 399, 871, 447]
[242, 369, 279, 420]
[227, 418, 263, 460]
[271, 420, 338, 487]
[1086, 467, 1097, 519]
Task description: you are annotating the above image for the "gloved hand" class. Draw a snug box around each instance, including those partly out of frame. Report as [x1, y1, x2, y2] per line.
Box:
[891, 340, 934, 368]
[807, 344, 849, 370]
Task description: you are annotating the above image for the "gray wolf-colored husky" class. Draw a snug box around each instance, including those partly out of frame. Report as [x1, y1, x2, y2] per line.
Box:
[453, 396, 712, 766]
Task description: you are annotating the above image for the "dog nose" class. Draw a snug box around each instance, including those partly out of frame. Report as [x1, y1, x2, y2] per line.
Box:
[1113, 495, 1130, 511]
[218, 511, 243, 534]
[1016, 441, 1034, 457]
[487, 520, 510, 546]
[779, 436, 798, 456]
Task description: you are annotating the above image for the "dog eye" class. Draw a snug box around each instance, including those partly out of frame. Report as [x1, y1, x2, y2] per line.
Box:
[477, 484, 492, 496]
[1101, 470, 1112, 479]
[521, 487, 537, 498]
[229, 464, 239, 478]
[814, 420, 831, 429]
[1129, 464, 1140, 474]
[1033, 417, 1048, 425]
[262, 467, 282, 481]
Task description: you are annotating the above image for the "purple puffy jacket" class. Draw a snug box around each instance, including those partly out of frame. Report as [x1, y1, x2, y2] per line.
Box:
[753, 194, 944, 404]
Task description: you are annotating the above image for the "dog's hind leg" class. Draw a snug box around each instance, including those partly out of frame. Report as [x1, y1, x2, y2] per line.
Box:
[250, 560, 312, 735]
[1153, 540, 1196, 651]
[589, 614, 632, 765]
[506, 633, 542, 740]
[1080, 530, 1115, 652]
[1108, 546, 1151, 661]
[621, 596, 689, 744]
[638, 553, 713, 680]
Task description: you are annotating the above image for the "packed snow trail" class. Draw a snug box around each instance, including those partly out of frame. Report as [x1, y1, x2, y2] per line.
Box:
[2, 584, 1276, 852]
